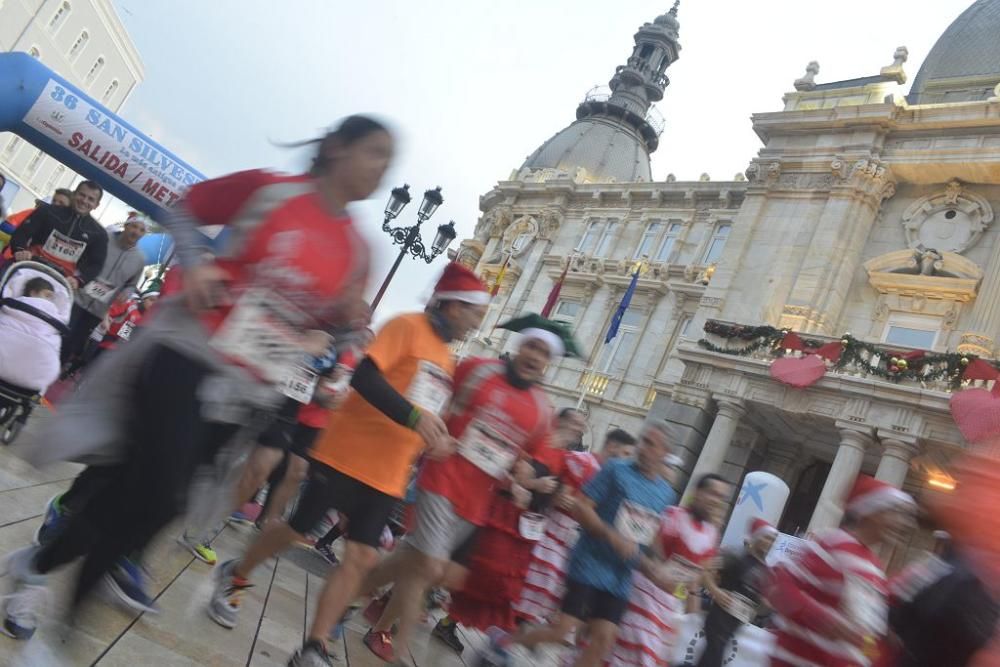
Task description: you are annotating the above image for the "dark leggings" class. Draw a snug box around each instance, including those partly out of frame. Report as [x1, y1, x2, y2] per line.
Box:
[33, 344, 235, 607]
[60, 305, 102, 367]
[696, 606, 742, 667]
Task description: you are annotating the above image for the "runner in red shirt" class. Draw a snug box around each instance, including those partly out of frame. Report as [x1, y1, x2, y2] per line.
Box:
[1, 115, 392, 640]
[359, 314, 580, 662]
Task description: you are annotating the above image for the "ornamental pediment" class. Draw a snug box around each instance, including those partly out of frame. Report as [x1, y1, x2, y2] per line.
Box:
[864, 249, 982, 302]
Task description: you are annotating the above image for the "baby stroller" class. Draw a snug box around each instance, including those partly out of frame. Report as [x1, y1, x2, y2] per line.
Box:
[0, 259, 72, 444]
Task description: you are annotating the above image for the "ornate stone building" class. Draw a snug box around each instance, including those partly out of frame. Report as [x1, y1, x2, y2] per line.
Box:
[456, 0, 1000, 563]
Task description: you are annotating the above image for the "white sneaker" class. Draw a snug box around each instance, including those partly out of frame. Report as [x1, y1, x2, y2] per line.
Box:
[1, 546, 49, 640]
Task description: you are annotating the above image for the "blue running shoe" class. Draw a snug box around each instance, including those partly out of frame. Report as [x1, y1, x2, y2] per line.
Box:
[34, 494, 67, 546]
[104, 557, 159, 614]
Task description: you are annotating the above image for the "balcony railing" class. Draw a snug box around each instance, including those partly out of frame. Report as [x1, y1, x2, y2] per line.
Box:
[698, 319, 983, 394]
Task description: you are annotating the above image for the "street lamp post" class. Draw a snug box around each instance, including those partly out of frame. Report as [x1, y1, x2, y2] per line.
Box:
[371, 184, 457, 311]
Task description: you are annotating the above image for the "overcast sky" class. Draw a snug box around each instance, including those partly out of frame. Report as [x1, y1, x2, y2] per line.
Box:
[107, 0, 972, 320]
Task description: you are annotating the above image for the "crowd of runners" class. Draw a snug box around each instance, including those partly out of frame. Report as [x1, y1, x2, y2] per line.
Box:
[0, 115, 997, 667]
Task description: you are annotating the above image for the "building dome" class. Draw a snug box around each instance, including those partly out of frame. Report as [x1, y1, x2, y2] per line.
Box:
[909, 0, 1000, 104]
[521, 116, 653, 183]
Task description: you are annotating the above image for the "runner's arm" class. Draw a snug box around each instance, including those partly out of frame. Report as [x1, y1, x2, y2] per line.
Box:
[77, 226, 107, 284]
[161, 204, 214, 269]
[350, 356, 416, 426]
[9, 208, 47, 253]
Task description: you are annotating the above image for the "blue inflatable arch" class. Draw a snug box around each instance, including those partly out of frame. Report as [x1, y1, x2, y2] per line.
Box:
[0, 52, 204, 221]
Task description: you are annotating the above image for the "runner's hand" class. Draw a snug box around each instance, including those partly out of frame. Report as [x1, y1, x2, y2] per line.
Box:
[183, 263, 231, 311]
[414, 409, 449, 452]
[300, 329, 334, 356]
[66, 276, 79, 290]
[13, 251, 31, 261]
[713, 590, 734, 611]
[527, 476, 558, 494]
[555, 488, 576, 511]
[425, 436, 458, 461]
[609, 531, 639, 561]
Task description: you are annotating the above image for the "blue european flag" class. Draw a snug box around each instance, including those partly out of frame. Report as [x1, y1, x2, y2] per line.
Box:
[605, 268, 640, 344]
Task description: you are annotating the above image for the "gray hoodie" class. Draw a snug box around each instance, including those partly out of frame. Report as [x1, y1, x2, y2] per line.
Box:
[75, 232, 146, 317]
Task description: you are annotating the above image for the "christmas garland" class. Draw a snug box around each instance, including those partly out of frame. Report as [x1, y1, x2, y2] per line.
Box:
[698, 321, 998, 388]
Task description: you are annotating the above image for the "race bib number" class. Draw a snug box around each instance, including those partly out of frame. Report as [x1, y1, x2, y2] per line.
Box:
[280, 365, 319, 404]
[406, 361, 452, 416]
[518, 512, 547, 541]
[41, 229, 86, 264]
[722, 592, 757, 624]
[117, 321, 134, 341]
[210, 289, 307, 386]
[613, 500, 659, 546]
[459, 420, 517, 478]
[82, 279, 116, 303]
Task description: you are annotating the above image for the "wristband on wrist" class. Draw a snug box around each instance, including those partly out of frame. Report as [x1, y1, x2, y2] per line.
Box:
[407, 407, 422, 429]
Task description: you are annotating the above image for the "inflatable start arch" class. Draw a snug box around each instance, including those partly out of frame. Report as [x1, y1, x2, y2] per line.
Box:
[0, 52, 204, 220]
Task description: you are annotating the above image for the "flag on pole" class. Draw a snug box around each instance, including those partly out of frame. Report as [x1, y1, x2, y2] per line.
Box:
[541, 262, 570, 317]
[490, 255, 510, 297]
[605, 266, 640, 344]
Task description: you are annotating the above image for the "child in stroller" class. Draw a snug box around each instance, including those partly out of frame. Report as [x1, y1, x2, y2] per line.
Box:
[0, 261, 72, 443]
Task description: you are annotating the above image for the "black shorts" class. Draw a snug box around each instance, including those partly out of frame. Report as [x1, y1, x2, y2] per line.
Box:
[288, 461, 397, 548]
[560, 579, 629, 625]
[450, 528, 480, 567]
[257, 399, 305, 452]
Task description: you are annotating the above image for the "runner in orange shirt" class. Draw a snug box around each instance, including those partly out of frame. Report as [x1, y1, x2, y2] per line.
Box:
[206, 263, 489, 667]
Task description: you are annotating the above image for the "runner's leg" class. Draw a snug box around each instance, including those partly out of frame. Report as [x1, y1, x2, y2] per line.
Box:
[259, 452, 309, 526]
[574, 619, 618, 667]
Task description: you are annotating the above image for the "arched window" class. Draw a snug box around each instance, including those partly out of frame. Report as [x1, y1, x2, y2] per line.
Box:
[44, 165, 67, 193]
[103, 79, 119, 102]
[28, 46, 41, 59]
[86, 56, 105, 82]
[48, 2, 70, 31]
[4, 137, 22, 157]
[69, 30, 89, 59]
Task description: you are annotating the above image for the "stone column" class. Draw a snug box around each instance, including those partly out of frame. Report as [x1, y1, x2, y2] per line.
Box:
[875, 432, 918, 488]
[683, 396, 746, 497]
[807, 424, 873, 533]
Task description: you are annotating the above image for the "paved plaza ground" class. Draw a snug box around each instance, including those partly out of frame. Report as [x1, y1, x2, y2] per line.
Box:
[0, 412, 563, 666]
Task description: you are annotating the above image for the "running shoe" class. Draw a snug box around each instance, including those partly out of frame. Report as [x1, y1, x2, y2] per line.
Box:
[34, 494, 67, 546]
[104, 557, 159, 614]
[363, 628, 396, 662]
[207, 559, 253, 629]
[288, 639, 333, 666]
[326, 622, 345, 661]
[314, 542, 339, 566]
[0, 546, 48, 640]
[230, 502, 262, 527]
[178, 534, 218, 565]
[363, 592, 390, 625]
[431, 617, 465, 654]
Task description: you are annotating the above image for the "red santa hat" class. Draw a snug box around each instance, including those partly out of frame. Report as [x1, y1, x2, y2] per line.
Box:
[845, 475, 916, 518]
[430, 262, 490, 306]
[749, 517, 777, 542]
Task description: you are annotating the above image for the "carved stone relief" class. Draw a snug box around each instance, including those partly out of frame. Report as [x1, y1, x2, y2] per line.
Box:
[900, 179, 994, 254]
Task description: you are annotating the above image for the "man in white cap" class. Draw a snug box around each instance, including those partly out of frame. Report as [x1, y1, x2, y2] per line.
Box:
[768, 475, 916, 666]
[359, 313, 579, 662]
[62, 211, 147, 376]
[698, 517, 777, 667]
[206, 263, 489, 659]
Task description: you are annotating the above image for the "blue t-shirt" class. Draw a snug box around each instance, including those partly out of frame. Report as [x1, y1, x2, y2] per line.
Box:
[567, 458, 676, 599]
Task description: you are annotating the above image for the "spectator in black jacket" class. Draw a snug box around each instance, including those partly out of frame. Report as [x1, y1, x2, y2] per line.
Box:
[10, 180, 108, 288]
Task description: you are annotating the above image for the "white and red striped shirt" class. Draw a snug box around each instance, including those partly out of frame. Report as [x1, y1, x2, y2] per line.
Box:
[513, 451, 602, 624]
[769, 528, 888, 667]
[610, 506, 719, 667]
